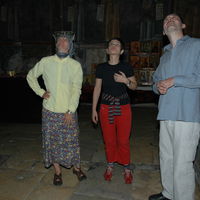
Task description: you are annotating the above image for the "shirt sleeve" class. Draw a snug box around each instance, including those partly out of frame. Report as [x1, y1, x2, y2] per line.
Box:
[26, 59, 46, 97]
[95, 64, 103, 79]
[174, 53, 200, 88]
[152, 67, 161, 95]
[68, 63, 83, 113]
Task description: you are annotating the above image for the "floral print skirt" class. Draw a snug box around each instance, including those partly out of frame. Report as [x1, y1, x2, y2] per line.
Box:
[42, 108, 80, 168]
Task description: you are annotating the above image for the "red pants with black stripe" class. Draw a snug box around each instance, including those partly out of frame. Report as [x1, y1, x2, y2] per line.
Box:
[99, 104, 132, 165]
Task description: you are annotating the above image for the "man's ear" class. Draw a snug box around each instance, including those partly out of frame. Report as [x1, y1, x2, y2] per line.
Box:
[106, 48, 109, 54]
[120, 49, 124, 55]
[182, 23, 186, 29]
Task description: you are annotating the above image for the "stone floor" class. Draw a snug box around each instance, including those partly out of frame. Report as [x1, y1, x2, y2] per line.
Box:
[0, 105, 199, 200]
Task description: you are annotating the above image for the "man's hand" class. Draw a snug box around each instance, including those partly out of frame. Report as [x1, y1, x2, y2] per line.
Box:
[157, 77, 174, 94]
[42, 91, 50, 99]
[157, 81, 167, 94]
[64, 113, 73, 125]
[160, 77, 174, 89]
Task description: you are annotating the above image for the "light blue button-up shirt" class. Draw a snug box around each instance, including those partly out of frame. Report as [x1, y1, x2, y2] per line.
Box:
[153, 35, 200, 122]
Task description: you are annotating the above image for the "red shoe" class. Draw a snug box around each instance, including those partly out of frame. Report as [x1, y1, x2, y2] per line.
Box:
[104, 167, 113, 181]
[124, 169, 133, 184]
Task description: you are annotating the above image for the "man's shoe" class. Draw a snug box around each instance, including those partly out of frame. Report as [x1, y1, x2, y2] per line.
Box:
[149, 193, 171, 200]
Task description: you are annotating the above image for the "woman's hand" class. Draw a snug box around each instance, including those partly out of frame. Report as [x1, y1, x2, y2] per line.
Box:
[64, 113, 73, 125]
[42, 91, 50, 99]
[92, 110, 98, 124]
[114, 71, 129, 84]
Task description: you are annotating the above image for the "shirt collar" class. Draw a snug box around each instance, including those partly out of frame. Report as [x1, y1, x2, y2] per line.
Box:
[164, 35, 190, 52]
[54, 54, 70, 62]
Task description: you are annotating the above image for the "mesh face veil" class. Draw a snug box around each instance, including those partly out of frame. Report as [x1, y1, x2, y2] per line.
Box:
[53, 31, 75, 57]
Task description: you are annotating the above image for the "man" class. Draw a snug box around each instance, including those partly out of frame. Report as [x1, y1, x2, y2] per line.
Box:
[27, 31, 86, 186]
[149, 14, 200, 200]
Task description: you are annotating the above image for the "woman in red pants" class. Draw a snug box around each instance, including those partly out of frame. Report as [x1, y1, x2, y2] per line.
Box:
[92, 38, 137, 184]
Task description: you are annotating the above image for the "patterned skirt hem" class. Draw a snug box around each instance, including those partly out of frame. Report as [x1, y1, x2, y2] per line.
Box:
[44, 160, 80, 168]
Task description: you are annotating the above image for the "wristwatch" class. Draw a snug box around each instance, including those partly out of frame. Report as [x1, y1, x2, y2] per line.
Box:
[67, 110, 73, 114]
[126, 80, 131, 87]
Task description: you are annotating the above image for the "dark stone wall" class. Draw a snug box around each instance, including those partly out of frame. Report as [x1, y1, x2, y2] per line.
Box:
[19, 0, 52, 41]
[0, 0, 168, 43]
[82, 0, 105, 43]
[174, 0, 200, 37]
[2, 0, 200, 43]
[119, 0, 142, 41]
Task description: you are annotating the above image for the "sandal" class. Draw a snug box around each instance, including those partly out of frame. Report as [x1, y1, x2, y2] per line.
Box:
[53, 173, 63, 186]
[104, 166, 113, 181]
[124, 169, 133, 184]
[73, 168, 87, 181]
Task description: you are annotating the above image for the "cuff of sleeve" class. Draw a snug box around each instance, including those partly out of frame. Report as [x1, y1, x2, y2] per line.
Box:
[174, 76, 185, 86]
[37, 89, 46, 97]
[68, 106, 76, 113]
[152, 84, 159, 94]
[66, 110, 74, 114]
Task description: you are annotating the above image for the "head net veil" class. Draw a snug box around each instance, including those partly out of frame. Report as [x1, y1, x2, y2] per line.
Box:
[53, 31, 75, 56]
